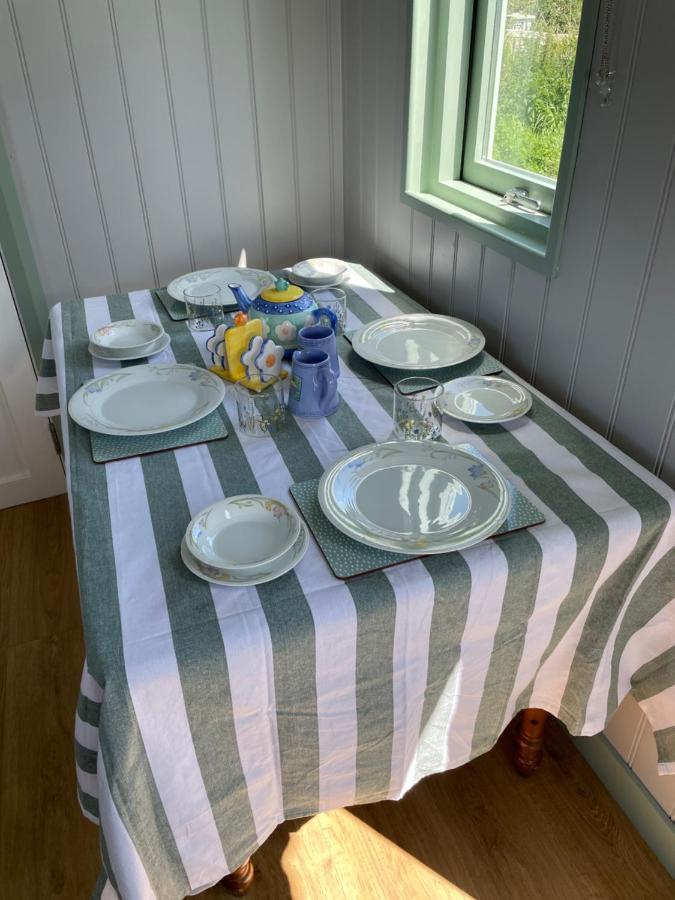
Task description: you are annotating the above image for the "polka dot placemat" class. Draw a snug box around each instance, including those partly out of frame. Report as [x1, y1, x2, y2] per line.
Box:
[289, 443, 544, 579]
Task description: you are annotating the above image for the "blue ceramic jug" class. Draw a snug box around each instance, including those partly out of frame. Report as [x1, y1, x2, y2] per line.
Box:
[288, 349, 339, 417]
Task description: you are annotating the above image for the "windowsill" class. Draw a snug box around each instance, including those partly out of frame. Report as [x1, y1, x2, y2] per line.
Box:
[403, 185, 559, 277]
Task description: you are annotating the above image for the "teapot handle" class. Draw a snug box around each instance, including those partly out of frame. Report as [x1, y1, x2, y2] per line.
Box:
[313, 306, 338, 332]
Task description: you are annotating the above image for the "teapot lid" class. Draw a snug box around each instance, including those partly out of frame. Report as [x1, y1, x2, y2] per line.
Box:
[261, 276, 304, 304]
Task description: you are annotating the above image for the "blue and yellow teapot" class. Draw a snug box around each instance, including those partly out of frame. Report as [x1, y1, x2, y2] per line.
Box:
[228, 277, 337, 355]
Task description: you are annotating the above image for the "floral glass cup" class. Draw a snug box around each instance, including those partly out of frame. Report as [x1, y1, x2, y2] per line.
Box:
[393, 377, 443, 441]
[235, 379, 287, 437]
[309, 287, 348, 335]
[184, 283, 225, 332]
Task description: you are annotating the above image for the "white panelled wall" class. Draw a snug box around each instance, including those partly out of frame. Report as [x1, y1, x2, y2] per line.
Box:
[0, 0, 673, 821]
[341, 0, 675, 819]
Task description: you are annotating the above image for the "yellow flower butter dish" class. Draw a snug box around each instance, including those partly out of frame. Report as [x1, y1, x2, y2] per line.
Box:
[206, 319, 287, 392]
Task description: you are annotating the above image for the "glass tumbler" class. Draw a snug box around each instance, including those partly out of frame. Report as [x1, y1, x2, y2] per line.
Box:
[184, 283, 225, 332]
[310, 287, 348, 336]
[393, 377, 443, 441]
[235, 379, 287, 437]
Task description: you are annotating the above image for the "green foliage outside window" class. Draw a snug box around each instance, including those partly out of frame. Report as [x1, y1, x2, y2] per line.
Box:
[491, 0, 583, 179]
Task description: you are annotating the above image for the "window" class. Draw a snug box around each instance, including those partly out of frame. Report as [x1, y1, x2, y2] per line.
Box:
[404, 0, 599, 275]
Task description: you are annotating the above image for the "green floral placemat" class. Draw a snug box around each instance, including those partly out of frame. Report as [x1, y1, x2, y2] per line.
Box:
[344, 332, 502, 392]
[290, 443, 544, 579]
[90, 407, 228, 463]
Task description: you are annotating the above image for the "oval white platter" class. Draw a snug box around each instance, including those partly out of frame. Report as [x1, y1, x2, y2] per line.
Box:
[88, 332, 171, 361]
[186, 494, 301, 572]
[180, 522, 309, 587]
[167, 267, 275, 305]
[351, 314, 485, 370]
[68, 364, 226, 436]
[443, 376, 533, 424]
[90, 319, 164, 353]
[319, 441, 510, 555]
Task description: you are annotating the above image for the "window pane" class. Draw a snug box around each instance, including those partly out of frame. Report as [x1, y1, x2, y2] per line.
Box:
[486, 0, 583, 181]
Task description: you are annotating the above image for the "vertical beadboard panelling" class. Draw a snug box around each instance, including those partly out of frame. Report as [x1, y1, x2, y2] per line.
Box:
[62, 0, 158, 291]
[502, 264, 548, 378]
[567, 1, 675, 438]
[452, 236, 483, 325]
[475, 249, 512, 357]
[429, 220, 456, 315]
[289, 0, 333, 259]
[327, 0, 344, 257]
[246, 0, 300, 266]
[341, 0, 362, 262]
[8, 0, 115, 298]
[0, 4, 75, 304]
[357, 0, 378, 272]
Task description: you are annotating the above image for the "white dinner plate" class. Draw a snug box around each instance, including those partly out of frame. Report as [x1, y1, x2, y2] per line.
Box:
[167, 267, 275, 306]
[186, 494, 301, 572]
[88, 332, 171, 361]
[351, 314, 485, 370]
[290, 258, 348, 285]
[443, 376, 533, 424]
[90, 319, 164, 353]
[68, 364, 226, 436]
[180, 522, 309, 587]
[319, 441, 510, 555]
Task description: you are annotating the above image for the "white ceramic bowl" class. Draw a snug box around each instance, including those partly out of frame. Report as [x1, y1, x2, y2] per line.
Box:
[91, 319, 165, 353]
[290, 258, 348, 286]
[186, 495, 301, 573]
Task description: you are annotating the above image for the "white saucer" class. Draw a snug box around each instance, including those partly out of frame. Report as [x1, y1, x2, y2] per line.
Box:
[442, 376, 532, 423]
[180, 522, 309, 587]
[88, 332, 171, 361]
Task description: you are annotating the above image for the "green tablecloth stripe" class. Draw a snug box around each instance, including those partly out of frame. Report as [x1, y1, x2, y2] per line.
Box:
[414, 554, 472, 781]
[470, 530, 544, 757]
[347, 573, 398, 804]
[606, 546, 675, 716]
[35, 392, 60, 412]
[77, 692, 102, 728]
[631, 644, 675, 702]
[63, 298, 190, 897]
[140, 451, 259, 863]
[655, 727, 675, 763]
[76, 740, 98, 774]
[78, 785, 100, 821]
[100, 832, 120, 897]
[40, 356, 56, 378]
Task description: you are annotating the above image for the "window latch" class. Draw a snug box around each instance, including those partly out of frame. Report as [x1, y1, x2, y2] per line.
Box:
[501, 187, 542, 213]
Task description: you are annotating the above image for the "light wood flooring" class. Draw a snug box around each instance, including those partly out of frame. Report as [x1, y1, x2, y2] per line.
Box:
[1, 495, 673, 899]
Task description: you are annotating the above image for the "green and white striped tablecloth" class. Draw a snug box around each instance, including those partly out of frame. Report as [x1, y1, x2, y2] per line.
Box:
[36, 265, 675, 900]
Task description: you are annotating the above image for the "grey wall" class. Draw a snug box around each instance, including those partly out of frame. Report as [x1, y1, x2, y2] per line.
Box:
[342, 0, 675, 488]
[0, 0, 343, 306]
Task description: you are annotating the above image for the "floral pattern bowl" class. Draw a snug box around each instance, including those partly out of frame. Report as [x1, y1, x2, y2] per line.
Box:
[186, 494, 301, 574]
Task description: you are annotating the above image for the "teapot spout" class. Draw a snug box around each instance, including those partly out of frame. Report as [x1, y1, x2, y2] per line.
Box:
[228, 282, 252, 313]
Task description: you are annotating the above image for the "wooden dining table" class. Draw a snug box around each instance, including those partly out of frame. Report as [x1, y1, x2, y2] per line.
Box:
[35, 263, 675, 899]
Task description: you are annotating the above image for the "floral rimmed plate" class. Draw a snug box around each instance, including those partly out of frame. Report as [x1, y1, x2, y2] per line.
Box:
[68, 364, 226, 436]
[180, 522, 309, 587]
[167, 267, 275, 305]
[351, 314, 485, 370]
[318, 441, 510, 555]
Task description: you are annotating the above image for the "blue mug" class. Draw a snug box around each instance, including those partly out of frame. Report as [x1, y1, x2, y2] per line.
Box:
[289, 349, 339, 417]
[298, 325, 339, 378]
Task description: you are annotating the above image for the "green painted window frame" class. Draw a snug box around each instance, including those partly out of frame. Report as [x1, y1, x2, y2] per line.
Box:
[403, 0, 600, 276]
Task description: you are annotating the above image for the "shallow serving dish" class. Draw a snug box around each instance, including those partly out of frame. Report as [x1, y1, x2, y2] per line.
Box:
[90, 319, 164, 353]
[181, 522, 309, 587]
[318, 441, 510, 555]
[290, 258, 348, 286]
[186, 494, 301, 572]
[351, 314, 485, 370]
[88, 332, 171, 361]
[442, 376, 533, 424]
[68, 364, 225, 436]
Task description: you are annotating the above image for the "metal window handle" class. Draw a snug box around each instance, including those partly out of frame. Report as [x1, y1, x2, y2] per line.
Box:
[501, 187, 542, 212]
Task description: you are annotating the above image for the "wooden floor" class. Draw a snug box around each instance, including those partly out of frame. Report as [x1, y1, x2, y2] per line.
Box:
[1, 495, 673, 900]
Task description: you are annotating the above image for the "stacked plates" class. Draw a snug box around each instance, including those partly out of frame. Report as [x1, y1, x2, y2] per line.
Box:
[89, 319, 170, 361]
[289, 258, 349, 289]
[319, 441, 510, 555]
[182, 495, 309, 586]
[351, 314, 485, 369]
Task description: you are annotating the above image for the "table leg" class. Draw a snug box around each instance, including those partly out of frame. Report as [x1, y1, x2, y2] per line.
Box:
[514, 707, 549, 776]
[220, 858, 255, 896]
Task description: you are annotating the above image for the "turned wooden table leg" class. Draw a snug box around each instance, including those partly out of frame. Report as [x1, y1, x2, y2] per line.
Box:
[221, 858, 255, 896]
[514, 707, 549, 777]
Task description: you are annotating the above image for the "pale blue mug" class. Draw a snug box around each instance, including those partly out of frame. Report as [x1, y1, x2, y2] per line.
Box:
[289, 349, 339, 417]
[298, 325, 339, 378]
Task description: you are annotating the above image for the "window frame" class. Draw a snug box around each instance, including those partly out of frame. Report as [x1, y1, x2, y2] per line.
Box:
[403, 0, 600, 276]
